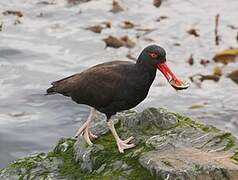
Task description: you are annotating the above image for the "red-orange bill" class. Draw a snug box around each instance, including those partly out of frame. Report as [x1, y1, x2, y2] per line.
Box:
[157, 63, 189, 90]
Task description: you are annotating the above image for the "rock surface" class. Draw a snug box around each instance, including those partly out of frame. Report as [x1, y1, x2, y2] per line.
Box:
[1, 107, 238, 180]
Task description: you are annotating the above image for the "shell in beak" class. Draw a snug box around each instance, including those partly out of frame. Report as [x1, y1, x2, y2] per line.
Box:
[157, 63, 189, 90]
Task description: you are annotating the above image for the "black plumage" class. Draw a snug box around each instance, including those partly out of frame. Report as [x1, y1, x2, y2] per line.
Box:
[46, 45, 188, 153]
[47, 60, 155, 118]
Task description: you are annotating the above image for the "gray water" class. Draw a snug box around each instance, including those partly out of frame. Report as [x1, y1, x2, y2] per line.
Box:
[0, 0, 237, 168]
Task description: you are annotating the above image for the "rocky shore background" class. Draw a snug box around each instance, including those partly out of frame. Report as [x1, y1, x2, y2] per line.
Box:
[1, 108, 238, 180]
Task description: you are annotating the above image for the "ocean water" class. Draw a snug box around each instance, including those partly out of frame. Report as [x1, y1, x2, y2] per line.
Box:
[0, 0, 237, 167]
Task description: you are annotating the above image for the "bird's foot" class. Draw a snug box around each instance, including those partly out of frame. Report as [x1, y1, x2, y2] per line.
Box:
[83, 127, 93, 145]
[74, 126, 98, 146]
[74, 123, 87, 138]
[88, 130, 98, 139]
[74, 126, 97, 139]
[116, 136, 135, 153]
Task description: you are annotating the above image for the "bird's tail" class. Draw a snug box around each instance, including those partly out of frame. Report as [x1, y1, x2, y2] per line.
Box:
[45, 86, 57, 95]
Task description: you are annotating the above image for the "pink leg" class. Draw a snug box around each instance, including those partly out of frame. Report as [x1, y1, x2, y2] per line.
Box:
[107, 119, 135, 153]
[74, 108, 98, 145]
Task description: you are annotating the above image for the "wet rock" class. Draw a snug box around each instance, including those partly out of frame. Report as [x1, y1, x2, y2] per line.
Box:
[120, 108, 177, 131]
[139, 147, 238, 180]
[74, 136, 104, 172]
[1, 108, 238, 179]
[95, 163, 106, 174]
[0, 153, 64, 180]
[112, 160, 123, 170]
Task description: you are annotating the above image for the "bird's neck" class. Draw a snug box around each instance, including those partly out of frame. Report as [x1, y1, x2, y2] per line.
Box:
[136, 57, 157, 75]
[136, 58, 157, 84]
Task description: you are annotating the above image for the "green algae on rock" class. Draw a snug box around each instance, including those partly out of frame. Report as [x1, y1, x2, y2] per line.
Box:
[1, 107, 238, 180]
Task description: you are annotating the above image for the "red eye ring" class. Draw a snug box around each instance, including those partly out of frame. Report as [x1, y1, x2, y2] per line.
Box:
[148, 52, 158, 58]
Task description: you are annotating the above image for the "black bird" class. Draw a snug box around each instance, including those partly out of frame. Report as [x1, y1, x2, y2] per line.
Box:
[46, 45, 189, 153]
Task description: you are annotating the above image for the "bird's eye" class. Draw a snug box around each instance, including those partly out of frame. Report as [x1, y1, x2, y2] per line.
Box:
[148, 52, 158, 59]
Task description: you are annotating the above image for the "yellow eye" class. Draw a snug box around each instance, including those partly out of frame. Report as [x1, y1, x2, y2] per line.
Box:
[148, 52, 158, 58]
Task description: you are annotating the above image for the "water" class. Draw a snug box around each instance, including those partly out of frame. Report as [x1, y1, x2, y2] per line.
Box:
[0, 0, 237, 168]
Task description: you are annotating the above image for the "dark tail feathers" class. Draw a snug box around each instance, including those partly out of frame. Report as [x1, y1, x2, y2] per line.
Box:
[46, 86, 56, 95]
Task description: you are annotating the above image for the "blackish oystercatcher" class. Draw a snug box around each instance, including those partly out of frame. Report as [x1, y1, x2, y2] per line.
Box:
[46, 45, 189, 153]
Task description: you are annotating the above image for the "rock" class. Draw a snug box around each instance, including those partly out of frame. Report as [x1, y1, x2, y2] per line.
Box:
[74, 136, 104, 172]
[1, 107, 238, 179]
[120, 108, 177, 131]
[0, 153, 64, 180]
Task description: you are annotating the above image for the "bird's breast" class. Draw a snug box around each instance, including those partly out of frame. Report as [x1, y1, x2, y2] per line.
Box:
[119, 71, 154, 104]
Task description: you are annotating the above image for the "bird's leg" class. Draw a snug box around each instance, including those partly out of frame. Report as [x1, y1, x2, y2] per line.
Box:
[74, 108, 98, 145]
[107, 119, 135, 153]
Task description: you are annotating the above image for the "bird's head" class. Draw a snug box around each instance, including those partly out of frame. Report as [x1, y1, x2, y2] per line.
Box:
[138, 44, 189, 90]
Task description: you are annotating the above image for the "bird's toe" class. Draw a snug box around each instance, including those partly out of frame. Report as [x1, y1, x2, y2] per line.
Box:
[89, 131, 98, 139]
[122, 136, 134, 144]
[84, 130, 93, 146]
[117, 140, 135, 153]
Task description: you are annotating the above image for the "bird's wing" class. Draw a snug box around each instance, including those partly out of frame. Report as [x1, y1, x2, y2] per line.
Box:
[48, 61, 134, 108]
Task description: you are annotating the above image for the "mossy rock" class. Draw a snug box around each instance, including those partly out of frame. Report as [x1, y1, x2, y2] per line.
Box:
[1, 107, 238, 180]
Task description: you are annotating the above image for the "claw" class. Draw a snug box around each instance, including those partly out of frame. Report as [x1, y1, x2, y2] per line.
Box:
[74, 126, 97, 146]
[84, 127, 93, 146]
[117, 139, 135, 153]
[107, 119, 136, 153]
[89, 130, 98, 139]
[74, 123, 88, 138]
[74, 108, 98, 144]
[122, 136, 134, 144]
